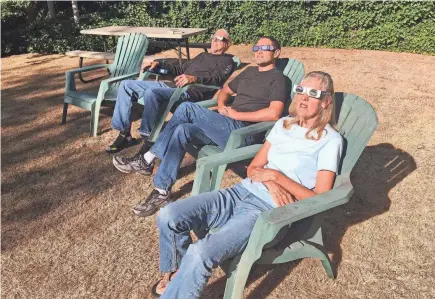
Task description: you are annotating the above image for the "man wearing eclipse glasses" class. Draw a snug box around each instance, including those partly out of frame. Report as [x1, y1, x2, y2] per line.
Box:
[106, 29, 236, 154]
[114, 36, 290, 217]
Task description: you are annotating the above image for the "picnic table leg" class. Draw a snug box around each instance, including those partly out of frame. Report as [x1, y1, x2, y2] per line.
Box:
[103, 38, 111, 75]
[77, 57, 88, 84]
[185, 38, 190, 60]
[176, 39, 183, 67]
[77, 56, 110, 84]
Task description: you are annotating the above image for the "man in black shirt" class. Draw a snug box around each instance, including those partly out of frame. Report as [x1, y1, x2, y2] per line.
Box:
[113, 36, 290, 217]
[107, 29, 235, 153]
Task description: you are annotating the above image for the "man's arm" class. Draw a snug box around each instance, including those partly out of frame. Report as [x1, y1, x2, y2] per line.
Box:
[159, 60, 188, 76]
[223, 101, 284, 122]
[217, 84, 236, 110]
[158, 55, 198, 77]
[195, 60, 235, 87]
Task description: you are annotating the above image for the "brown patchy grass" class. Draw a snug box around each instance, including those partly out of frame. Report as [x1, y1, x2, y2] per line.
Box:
[1, 46, 435, 299]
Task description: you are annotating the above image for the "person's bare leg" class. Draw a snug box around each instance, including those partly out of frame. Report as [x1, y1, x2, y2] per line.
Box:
[155, 271, 178, 295]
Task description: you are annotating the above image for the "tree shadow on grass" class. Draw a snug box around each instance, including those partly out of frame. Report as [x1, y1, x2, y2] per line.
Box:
[201, 143, 416, 298]
[0, 57, 137, 252]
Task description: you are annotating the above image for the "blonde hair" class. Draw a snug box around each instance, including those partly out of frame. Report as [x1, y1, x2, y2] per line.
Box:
[284, 71, 335, 140]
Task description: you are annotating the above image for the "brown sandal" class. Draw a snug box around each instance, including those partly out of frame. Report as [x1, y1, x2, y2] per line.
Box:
[151, 272, 176, 298]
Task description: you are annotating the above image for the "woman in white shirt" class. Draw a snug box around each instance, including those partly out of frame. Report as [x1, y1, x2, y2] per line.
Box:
[151, 71, 343, 298]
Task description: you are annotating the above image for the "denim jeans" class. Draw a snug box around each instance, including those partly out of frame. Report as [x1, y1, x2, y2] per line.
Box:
[151, 102, 255, 191]
[156, 183, 274, 299]
[111, 80, 190, 137]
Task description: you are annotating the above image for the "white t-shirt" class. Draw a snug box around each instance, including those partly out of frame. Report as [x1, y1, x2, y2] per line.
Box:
[241, 117, 343, 207]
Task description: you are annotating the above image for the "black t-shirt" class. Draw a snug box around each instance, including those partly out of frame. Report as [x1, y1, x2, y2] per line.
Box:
[228, 66, 290, 113]
[160, 53, 235, 101]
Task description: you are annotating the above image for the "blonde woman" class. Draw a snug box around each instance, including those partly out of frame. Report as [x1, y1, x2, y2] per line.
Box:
[151, 71, 343, 298]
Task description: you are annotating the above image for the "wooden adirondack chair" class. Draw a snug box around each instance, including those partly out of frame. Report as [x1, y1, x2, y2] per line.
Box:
[193, 92, 378, 298]
[138, 56, 242, 143]
[190, 58, 305, 195]
[62, 33, 149, 137]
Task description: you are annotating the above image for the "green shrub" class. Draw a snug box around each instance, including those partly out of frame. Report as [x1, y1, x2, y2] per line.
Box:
[1, 0, 434, 56]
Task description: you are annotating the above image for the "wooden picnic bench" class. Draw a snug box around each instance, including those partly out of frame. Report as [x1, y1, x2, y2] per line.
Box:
[65, 50, 114, 83]
[80, 26, 208, 66]
[149, 40, 211, 53]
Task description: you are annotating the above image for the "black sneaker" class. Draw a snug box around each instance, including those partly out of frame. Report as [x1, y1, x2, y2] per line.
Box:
[105, 134, 138, 154]
[112, 153, 154, 175]
[132, 189, 172, 217]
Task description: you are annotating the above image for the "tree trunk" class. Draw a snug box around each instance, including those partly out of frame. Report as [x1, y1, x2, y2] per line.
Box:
[71, 1, 80, 24]
[47, 1, 56, 19]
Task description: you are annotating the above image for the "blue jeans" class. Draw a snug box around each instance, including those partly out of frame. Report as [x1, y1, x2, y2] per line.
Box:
[157, 183, 274, 299]
[151, 102, 255, 191]
[111, 80, 190, 136]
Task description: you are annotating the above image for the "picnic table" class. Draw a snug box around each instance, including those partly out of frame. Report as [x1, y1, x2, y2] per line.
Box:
[80, 26, 208, 65]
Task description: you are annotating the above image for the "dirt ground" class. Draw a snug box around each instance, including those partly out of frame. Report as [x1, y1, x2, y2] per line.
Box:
[1, 46, 435, 299]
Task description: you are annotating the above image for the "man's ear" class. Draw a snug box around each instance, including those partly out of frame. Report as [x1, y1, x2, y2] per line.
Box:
[274, 49, 281, 59]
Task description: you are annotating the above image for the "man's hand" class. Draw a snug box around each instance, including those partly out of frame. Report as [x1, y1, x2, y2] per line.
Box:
[249, 167, 280, 183]
[218, 105, 230, 116]
[174, 74, 197, 88]
[218, 106, 238, 119]
[264, 181, 295, 207]
[142, 60, 159, 72]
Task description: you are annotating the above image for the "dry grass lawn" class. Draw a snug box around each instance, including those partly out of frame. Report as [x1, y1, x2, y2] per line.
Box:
[1, 46, 435, 299]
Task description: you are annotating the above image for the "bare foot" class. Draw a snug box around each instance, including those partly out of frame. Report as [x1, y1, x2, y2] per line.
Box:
[155, 271, 178, 295]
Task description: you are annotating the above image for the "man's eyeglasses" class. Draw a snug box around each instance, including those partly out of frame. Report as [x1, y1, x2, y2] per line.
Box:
[211, 36, 227, 43]
[252, 45, 276, 52]
[293, 85, 331, 99]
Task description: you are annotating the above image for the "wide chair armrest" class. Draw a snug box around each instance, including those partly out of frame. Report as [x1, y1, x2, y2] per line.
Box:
[266, 173, 353, 226]
[138, 71, 153, 81]
[197, 96, 236, 109]
[197, 98, 218, 108]
[163, 83, 222, 108]
[137, 72, 221, 93]
[174, 83, 221, 95]
[187, 83, 220, 90]
[196, 144, 263, 169]
[65, 64, 112, 91]
[224, 121, 276, 150]
[66, 64, 112, 75]
[95, 71, 141, 101]
[102, 72, 140, 84]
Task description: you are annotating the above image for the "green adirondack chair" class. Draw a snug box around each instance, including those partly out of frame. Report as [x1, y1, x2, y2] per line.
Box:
[193, 92, 378, 298]
[62, 33, 149, 137]
[137, 56, 242, 143]
[190, 58, 305, 196]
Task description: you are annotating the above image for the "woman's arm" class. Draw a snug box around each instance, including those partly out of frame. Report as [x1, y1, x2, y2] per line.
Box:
[274, 170, 335, 200]
[246, 141, 271, 178]
[251, 168, 336, 202]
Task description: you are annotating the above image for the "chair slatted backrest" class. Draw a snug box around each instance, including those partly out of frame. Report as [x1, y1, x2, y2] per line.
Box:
[334, 92, 379, 174]
[111, 33, 149, 89]
[232, 56, 241, 69]
[275, 58, 305, 116]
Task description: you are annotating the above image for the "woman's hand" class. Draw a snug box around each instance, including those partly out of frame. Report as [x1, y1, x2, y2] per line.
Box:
[264, 181, 295, 207]
[249, 167, 280, 182]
